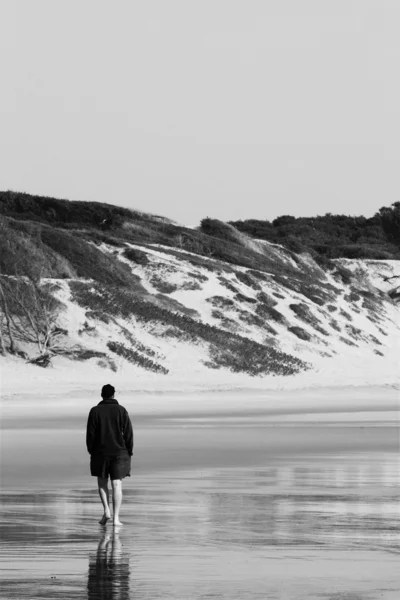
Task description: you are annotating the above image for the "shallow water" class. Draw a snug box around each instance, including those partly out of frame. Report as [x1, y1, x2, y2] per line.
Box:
[1, 452, 399, 600]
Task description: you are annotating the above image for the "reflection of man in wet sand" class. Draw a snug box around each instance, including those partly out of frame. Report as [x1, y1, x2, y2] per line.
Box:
[87, 530, 130, 599]
[86, 384, 133, 526]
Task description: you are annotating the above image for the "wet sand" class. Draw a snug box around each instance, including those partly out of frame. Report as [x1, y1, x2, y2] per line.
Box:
[1, 388, 399, 599]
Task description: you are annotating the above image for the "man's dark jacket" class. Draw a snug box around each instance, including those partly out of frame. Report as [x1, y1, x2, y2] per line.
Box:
[86, 398, 133, 457]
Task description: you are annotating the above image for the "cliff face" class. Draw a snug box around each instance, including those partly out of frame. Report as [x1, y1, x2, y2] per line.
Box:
[0, 195, 399, 386]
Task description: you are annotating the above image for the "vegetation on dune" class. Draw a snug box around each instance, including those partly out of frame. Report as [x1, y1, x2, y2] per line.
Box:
[289, 303, 329, 336]
[122, 247, 149, 265]
[0, 216, 145, 288]
[0, 275, 67, 361]
[230, 203, 400, 260]
[288, 326, 312, 341]
[255, 303, 288, 325]
[107, 341, 169, 374]
[39, 225, 143, 287]
[0, 191, 396, 375]
[70, 281, 309, 376]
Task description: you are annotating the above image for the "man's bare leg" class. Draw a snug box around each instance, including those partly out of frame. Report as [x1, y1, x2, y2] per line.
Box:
[97, 477, 111, 525]
[111, 479, 123, 526]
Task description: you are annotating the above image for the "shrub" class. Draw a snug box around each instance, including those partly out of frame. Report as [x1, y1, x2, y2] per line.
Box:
[149, 276, 178, 294]
[340, 309, 353, 321]
[333, 265, 353, 285]
[64, 348, 107, 360]
[180, 280, 202, 291]
[255, 303, 288, 325]
[326, 304, 337, 312]
[217, 276, 239, 294]
[288, 326, 312, 341]
[123, 247, 149, 265]
[237, 310, 265, 328]
[329, 320, 341, 332]
[200, 218, 242, 243]
[235, 292, 257, 304]
[289, 302, 329, 335]
[235, 271, 261, 290]
[374, 349, 384, 356]
[85, 310, 110, 324]
[107, 341, 169, 374]
[206, 296, 235, 309]
[256, 291, 278, 308]
[339, 336, 358, 347]
[247, 270, 271, 281]
[369, 334, 382, 346]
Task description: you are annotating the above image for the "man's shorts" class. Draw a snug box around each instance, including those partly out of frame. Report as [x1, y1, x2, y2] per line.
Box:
[90, 454, 131, 480]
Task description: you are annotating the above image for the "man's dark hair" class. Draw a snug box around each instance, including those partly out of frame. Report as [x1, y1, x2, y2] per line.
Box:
[101, 384, 115, 398]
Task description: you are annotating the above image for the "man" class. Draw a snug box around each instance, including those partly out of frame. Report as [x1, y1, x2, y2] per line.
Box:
[86, 384, 133, 526]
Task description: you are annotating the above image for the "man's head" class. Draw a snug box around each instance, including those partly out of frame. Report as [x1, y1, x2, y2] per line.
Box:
[101, 384, 115, 399]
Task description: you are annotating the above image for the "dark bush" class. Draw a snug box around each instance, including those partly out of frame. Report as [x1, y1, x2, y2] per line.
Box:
[326, 304, 337, 312]
[289, 302, 329, 335]
[206, 296, 235, 309]
[340, 309, 353, 321]
[150, 276, 178, 294]
[255, 304, 288, 324]
[107, 341, 169, 374]
[339, 336, 358, 347]
[256, 291, 277, 308]
[288, 326, 311, 341]
[235, 293, 257, 304]
[123, 247, 149, 265]
[333, 265, 353, 285]
[235, 271, 261, 290]
[329, 320, 341, 332]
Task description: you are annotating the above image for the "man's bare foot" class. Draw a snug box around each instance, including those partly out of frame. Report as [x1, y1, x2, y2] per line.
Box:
[113, 519, 123, 527]
[99, 513, 111, 525]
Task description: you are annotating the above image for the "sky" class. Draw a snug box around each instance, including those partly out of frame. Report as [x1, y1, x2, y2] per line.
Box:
[0, 1, 397, 226]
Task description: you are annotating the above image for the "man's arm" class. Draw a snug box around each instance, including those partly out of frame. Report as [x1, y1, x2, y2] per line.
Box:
[123, 410, 134, 456]
[86, 408, 96, 454]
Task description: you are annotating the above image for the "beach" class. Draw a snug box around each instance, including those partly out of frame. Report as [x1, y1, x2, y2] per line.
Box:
[1, 385, 399, 599]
